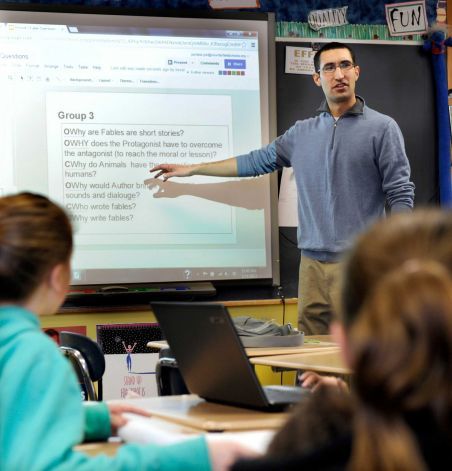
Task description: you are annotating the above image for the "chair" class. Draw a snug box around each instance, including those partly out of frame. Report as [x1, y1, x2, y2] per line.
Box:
[59, 331, 105, 401]
[155, 347, 189, 396]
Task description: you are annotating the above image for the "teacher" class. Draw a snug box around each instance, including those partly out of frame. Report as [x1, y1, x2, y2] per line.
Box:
[150, 42, 415, 335]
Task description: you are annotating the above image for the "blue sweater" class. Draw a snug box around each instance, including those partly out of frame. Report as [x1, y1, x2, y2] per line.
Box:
[0, 306, 211, 471]
[237, 98, 415, 261]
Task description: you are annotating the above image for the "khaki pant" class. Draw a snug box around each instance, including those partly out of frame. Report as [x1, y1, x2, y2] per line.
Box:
[298, 254, 342, 335]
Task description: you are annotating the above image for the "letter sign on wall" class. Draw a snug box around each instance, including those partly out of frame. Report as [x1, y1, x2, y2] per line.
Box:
[385, 1, 428, 36]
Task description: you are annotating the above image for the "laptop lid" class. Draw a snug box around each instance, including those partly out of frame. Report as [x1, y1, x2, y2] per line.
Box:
[151, 301, 272, 410]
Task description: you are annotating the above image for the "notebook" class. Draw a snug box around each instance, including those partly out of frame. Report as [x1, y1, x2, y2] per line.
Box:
[151, 301, 308, 411]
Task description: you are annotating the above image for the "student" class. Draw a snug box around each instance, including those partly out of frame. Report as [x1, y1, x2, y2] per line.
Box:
[150, 41, 414, 335]
[0, 192, 253, 471]
[232, 210, 452, 470]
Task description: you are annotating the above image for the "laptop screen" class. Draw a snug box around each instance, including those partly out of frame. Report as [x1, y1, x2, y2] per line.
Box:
[152, 301, 270, 408]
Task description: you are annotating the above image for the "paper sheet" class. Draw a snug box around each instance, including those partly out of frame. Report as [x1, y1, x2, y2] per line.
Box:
[118, 414, 275, 453]
[278, 167, 298, 227]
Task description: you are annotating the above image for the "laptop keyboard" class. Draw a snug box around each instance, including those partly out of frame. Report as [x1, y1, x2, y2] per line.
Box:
[263, 385, 307, 404]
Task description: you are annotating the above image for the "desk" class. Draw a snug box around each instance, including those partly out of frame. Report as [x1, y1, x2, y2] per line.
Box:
[75, 415, 201, 456]
[76, 396, 281, 457]
[147, 335, 337, 358]
[113, 394, 288, 432]
[250, 348, 351, 376]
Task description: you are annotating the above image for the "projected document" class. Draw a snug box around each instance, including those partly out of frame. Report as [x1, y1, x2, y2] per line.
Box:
[0, 11, 273, 283]
[47, 92, 235, 244]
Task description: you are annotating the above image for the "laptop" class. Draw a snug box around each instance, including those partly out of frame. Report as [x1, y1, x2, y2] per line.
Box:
[151, 301, 308, 411]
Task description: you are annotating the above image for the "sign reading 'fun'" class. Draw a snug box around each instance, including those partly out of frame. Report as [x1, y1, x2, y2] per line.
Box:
[385, 1, 428, 36]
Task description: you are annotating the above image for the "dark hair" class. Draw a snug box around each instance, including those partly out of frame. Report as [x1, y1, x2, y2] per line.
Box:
[342, 211, 452, 470]
[313, 42, 356, 73]
[0, 192, 72, 302]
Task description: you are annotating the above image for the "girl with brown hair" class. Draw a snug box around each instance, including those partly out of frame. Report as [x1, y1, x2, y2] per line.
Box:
[0, 192, 252, 471]
[233, 210, 452, 470]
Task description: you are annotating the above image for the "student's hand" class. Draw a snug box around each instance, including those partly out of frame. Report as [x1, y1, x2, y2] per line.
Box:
[299, 371, 348, 392]
[150, 163, 194, 181]
[207, 440, 260, 471]
[107, 403, 152, 435]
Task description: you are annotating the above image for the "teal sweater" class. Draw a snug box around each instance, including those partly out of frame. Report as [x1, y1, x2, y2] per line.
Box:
[237, 97, 415, 261]
[0, 306, 211, 471]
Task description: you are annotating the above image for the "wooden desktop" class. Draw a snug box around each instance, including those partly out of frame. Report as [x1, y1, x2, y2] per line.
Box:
[75, 394, 288, 457]
[250, 348, 350, 375]
[147, 335, 337, 358]
[112, 395, 289, 432]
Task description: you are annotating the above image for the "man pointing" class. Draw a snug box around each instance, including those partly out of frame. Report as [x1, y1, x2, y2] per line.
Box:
[150, 42, 414, 334]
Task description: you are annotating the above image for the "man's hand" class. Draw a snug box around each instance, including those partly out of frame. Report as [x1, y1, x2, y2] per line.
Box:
[150, 163, 194, 181]
[150, 157, 238, 180]
[107, 403, 152, 435]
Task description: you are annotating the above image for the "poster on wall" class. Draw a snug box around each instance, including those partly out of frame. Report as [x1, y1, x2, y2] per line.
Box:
[385, 1, 428, 36]
[307, 6, 349, 31]
[285, 46, 315, 75]
[96, 323, 161, 400]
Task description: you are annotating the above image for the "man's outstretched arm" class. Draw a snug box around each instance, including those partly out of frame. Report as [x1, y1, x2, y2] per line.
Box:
[150, 157, 238, 181]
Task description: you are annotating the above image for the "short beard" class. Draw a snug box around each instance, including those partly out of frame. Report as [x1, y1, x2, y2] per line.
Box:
[329, 93, 352, 104]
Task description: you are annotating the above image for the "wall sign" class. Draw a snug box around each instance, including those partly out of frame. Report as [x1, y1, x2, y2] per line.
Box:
[308, 6, 349, 31]
[385, 1, 428, 36]
[285, 46, 316, 75]
[97, 323, 161, 400]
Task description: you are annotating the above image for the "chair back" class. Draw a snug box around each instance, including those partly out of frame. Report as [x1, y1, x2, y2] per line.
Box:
[156, 347, 189, 396]
[59, 331, 105, 401]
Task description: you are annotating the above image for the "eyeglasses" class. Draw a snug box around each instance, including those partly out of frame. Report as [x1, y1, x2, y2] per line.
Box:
[318, 60, 355, 75]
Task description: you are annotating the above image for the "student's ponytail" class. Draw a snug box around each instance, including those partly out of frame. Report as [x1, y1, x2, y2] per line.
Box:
[347, 260, 452, 471]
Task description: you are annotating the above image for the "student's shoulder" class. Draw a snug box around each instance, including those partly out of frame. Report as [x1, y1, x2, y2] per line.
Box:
[11, 326, 65, 366]
[1, 329, 68, 394]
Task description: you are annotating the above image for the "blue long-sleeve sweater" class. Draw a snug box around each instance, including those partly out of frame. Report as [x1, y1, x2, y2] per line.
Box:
[237, 97, 415, 261]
